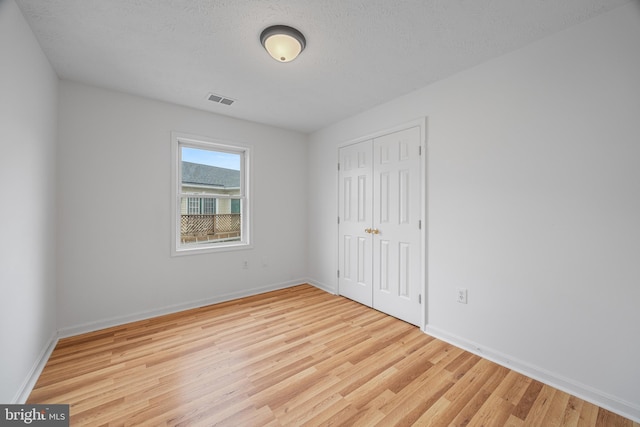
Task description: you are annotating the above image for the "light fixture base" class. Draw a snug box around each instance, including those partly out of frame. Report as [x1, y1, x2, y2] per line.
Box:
[260, 25, 306, 63]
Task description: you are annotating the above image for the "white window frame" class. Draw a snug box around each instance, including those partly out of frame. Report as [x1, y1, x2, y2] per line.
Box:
[171, 132, 252, 256]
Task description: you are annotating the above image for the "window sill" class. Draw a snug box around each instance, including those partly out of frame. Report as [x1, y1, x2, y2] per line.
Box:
[171, 241, 252, 257]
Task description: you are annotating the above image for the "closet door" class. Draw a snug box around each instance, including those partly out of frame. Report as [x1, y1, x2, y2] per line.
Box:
[338, 140, 373, 306]
[372, 127, 422, 326]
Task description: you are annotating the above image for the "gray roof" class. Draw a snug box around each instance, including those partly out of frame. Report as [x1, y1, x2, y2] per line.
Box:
[182, 162, 240, 188]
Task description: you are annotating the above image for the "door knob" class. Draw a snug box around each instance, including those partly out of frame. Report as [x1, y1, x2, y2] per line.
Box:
[372, 228, 380, 234]
[365, 228, 372, 234]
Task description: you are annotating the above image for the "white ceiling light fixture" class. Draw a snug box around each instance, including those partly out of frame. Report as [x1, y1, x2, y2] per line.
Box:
[260, 25, 306, 63]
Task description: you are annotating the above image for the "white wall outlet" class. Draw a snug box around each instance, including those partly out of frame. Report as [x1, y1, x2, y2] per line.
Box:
[457, 288, 468, 304]
[242, 260, 249, 269]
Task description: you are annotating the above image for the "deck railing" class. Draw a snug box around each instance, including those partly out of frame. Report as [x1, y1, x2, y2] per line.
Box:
[180, 214, 241, 242]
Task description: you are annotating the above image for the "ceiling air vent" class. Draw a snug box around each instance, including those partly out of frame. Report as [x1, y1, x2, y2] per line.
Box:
[207, 93, 235, 106]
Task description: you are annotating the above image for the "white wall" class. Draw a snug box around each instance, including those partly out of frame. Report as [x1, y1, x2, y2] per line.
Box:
[57, 81, 308, 333]
[0, 0, 59, 403]
[309, 2, 640, 420]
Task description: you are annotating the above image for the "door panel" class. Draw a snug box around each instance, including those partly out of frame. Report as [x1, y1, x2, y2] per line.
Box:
[372, 127, 422, 326]
[338, 140, 373, 306]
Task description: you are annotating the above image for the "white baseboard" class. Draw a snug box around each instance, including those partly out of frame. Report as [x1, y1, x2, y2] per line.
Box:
[305, 278, 336, 295]
[423, 325, 640, 423]
[13, 331, 58, 404]
[58, 279, 306, 338]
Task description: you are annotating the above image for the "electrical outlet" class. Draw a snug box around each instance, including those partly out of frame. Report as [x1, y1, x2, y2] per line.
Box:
[242, 260, 249, 269]
[457, 288, 468, 304]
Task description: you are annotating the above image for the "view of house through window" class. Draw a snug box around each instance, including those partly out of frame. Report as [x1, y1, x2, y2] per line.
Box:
[172, 135, 250, 254]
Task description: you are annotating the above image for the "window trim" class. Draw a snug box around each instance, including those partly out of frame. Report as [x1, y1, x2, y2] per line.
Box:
[171, 132, 252, 256]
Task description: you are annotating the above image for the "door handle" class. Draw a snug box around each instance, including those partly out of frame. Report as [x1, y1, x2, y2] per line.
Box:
[372, 228, 380, 234]
[365, 228, 372, 234]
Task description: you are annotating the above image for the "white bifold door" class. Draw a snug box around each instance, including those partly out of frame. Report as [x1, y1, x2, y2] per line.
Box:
[338, 126, 422, 326]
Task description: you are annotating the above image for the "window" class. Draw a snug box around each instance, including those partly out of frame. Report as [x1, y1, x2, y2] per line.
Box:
[171, 132, 251, 255]
[187, 197, 200, 215]
[202, 198, 216, 215]
[231, 199, 240, 214]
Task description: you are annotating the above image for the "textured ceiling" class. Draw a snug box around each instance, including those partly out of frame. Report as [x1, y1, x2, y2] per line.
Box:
[16, 0, 631, 134]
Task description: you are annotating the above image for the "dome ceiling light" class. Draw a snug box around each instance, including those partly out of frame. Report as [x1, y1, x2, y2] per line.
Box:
[260, 25, 306, 63]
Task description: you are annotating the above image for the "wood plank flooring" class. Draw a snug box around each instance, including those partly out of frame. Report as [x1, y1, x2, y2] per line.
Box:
[28, 284, 638, 426]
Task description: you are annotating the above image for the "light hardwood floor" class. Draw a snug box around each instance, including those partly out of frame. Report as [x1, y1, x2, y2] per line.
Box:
[29, 284, 637, 426]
